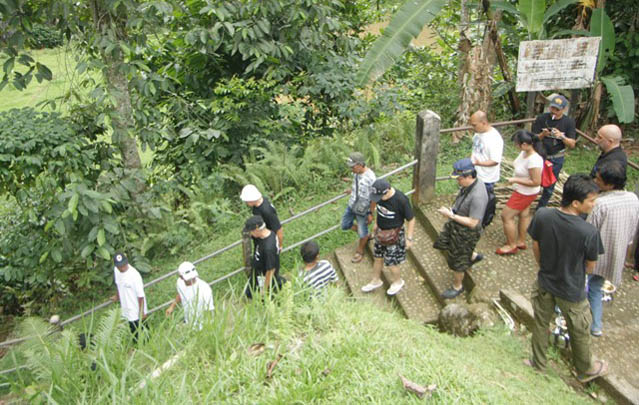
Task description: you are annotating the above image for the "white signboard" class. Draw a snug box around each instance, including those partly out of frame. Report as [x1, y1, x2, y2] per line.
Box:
[516, 37, 601, 92]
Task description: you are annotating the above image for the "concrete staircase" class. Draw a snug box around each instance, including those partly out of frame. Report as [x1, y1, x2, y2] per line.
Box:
[333, 193, 639, 404]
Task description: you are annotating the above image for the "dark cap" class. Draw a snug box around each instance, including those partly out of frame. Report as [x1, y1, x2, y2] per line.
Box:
[113, 252, 128, 266]
[370, 179, 391, 202]
[346, 152, 366, 167]
[244, 215, 265, 232]
[549, 94, 568, 110]
[451, 158, 475, 178]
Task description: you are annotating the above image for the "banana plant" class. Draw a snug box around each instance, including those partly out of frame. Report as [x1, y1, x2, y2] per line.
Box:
[355, 0, 448, 87]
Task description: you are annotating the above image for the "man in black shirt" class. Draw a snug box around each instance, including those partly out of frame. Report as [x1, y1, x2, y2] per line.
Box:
[532, 94, 577, 207]
[361, 179, 415, 296]
[244, 215, 285, 299]
[526, 174, 608, 383]
[590, 124, 628, 178]
[241, 184, 283, 249]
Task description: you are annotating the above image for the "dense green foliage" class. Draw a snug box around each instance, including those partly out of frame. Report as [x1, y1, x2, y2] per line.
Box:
[2, 289, 593, 404]
[26, 24, 63, 49]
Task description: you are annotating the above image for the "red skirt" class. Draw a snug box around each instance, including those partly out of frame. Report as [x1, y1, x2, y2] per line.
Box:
[506, 191, 538, 211]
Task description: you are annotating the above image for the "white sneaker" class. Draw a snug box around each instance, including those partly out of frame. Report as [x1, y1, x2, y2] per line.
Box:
[387, 279, 405, 296]
[361, 280, 384, 293]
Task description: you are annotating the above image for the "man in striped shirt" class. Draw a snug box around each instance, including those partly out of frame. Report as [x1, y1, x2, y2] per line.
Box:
[587, 161, 639, 337]
[299, 241, 338, 292]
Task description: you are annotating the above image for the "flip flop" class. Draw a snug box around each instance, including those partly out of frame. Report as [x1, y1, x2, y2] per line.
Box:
[496, 246, 518, 255]
[516, 244, 527, 250]
[351, 253, 364, 263]
[575, 360, 609, 384]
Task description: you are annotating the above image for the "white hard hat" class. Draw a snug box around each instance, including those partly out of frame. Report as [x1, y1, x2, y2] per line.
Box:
[178, 261, 198, 281]
[240, 184, 262, 202]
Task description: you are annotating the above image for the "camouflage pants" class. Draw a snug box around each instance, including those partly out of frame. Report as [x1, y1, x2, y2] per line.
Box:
[433, 220, 481, 272]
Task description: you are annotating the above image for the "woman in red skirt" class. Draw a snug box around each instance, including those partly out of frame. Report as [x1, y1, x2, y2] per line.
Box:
[497, 130, 544, 255]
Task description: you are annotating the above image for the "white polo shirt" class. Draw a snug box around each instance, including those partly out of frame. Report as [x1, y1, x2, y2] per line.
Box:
[114, 265, 147, 322]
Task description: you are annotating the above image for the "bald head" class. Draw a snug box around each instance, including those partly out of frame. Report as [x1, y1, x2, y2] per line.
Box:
[596, 124, 622, 153]
[469, 110, 490, 133]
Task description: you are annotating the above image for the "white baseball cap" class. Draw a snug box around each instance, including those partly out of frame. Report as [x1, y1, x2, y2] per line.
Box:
[178, 261, 198, 281]
[240, 184, 262, 202]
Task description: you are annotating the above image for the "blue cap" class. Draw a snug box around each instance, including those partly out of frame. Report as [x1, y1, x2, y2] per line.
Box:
[549, 94, 568, 110]
[451, 158, 475, 177]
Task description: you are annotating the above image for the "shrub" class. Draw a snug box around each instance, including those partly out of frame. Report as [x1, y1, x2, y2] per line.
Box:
[26, 23, 63, 49]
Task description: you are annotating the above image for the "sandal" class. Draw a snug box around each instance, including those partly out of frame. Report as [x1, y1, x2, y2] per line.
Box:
[351, 252, 364, 263]
[516, 244, 527, 250]
[575, 360, 608, 383]
[496, 246, 518, 255]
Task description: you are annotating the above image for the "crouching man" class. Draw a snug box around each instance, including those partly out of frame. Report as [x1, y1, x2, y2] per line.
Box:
[165, 261, 214, 329]
[433, 158, 488, 299]
[361, 179, 415, 296]
[527, 174, 608, 383]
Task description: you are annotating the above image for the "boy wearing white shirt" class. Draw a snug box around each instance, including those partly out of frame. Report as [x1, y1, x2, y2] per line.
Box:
[165, 261, 214, 329]
[110, 252, 148, 343]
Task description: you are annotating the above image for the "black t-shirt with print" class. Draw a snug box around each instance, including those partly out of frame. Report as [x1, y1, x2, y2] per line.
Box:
[531, 112, 577, 156]
[252, 197, 282, 232]
[252, 231, 280, 276]
[375, 190, 414, 230]
[528, 208, 604, 302]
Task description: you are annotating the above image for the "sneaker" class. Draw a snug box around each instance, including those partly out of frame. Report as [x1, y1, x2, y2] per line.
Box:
[591, 329, 603, 337]
[471, 253, 484, 265]
[361, 280, 383, 293]
[441, 286, 464, 299]
[386, 279, 405, 296]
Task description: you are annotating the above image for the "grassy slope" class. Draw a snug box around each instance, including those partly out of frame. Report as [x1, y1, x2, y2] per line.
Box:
[0, 47, 80, 112]
[4, 289, 592, 404]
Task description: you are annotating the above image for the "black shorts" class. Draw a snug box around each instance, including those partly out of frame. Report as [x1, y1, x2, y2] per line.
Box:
[373, 228, 406, 267]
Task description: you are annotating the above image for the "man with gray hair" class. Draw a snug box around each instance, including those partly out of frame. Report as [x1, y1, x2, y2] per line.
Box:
[590, 124, 628, 178]
[341, 152, 376, 263]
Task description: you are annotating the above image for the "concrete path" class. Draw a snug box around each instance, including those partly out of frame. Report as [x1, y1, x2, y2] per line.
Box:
[334, 193, 639, 403]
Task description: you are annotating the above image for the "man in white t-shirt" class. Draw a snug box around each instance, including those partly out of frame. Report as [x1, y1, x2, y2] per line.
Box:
[110, 252, 148, 343]
[470, 110, 503, 193]
[165, 261, 214, 329]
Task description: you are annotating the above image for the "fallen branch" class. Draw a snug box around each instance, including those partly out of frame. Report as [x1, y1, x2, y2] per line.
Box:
[399, 374, 437, 399]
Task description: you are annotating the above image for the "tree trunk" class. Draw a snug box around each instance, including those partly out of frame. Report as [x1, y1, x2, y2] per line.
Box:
[91, 0, 142, 172]
[489, 19, 521, 115]
[453, 13, 498, 142]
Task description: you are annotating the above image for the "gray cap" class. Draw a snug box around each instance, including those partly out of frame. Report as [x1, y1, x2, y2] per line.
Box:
[346, 152, 366, 167]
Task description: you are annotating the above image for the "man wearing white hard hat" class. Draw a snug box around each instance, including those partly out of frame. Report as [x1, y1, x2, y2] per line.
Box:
[165, 261, 214, 329]
[240, 184, 283, 248]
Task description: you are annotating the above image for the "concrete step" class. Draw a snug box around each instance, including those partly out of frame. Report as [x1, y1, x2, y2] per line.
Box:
[408, 218, 469, 306]
[364, 241, 441, 325]
[333, 243, 394, 312]
[416, 196, 538, 300]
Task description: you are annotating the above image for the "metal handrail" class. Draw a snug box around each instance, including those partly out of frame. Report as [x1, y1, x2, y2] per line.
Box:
[0, 188, 419, 377]
[0, 116, 538, 350]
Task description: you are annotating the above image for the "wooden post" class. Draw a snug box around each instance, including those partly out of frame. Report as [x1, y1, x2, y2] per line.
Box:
[412, 110, 440, 206]
[241, 230, 252, 277]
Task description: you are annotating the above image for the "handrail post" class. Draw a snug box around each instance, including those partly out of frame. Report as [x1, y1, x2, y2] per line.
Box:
[241, 230, 252, 277]
[412, 110, 440, 205]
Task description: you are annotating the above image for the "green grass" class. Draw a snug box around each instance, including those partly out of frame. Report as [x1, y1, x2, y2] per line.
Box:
[0, 46, 83, 112]
[2, 288, 595, 403]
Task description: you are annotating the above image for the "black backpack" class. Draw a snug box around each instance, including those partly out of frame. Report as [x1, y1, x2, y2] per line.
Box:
[482, 189, 497, 228]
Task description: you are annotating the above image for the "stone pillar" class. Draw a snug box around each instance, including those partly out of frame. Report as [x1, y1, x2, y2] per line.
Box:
[412, 110, 441, 206]
[241, 230, 252, 277]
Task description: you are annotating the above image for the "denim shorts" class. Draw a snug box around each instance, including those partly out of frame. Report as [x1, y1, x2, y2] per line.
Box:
[341, 204, 369, 238]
